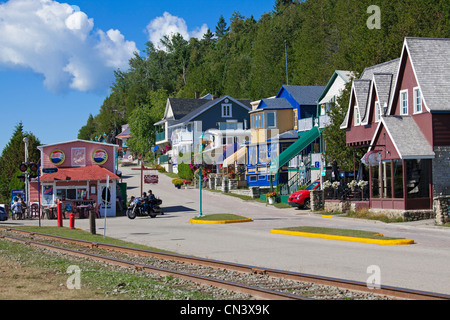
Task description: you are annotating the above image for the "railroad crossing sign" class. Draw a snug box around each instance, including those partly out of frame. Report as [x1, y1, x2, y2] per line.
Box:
[144, 175, 158, 184]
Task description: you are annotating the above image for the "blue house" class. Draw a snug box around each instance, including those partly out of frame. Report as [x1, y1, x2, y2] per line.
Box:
[157, 95, 252, 172]
[246, 85, 325, 188]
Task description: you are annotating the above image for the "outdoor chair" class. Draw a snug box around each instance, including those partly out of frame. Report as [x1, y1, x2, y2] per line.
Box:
[30, 203, 39, 218]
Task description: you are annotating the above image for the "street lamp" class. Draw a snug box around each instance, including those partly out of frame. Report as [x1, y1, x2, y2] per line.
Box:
[198, 132, 205, 217]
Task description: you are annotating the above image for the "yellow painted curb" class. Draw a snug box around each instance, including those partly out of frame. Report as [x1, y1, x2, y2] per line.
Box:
[189, 218, 252, 224]
[322, 215, 333, 219]
[270, 229, 414, 246]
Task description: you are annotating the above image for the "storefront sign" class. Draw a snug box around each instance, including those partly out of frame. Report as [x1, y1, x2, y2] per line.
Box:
[144, 175, 159, 184]
[92, 149, 108, 165]
[49, 149, 65, 166]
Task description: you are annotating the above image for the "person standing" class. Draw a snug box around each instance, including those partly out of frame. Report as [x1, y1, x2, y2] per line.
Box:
[11, 198, 22, 220]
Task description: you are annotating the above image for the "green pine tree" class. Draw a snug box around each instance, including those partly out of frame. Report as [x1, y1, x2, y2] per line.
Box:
[0, 122, 41, 203]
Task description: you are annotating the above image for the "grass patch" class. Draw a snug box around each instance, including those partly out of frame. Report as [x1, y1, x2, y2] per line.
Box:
[345, 209, 404, 223]
[8, 226, 172, 253]
[0, 238, 222, 300]
[276, 226, 402, 240]
[192, 214, 250, 221]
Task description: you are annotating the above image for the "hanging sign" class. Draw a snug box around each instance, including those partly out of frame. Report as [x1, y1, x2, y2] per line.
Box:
[49, 149, 65, 166]
[144, 175, 159, 184]
[92, 149, 108, 165]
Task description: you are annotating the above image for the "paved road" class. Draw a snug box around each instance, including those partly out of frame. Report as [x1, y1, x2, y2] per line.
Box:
[6, 163, 450, 296]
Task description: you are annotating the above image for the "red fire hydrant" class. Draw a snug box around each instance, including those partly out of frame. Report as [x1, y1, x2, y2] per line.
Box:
[69, 213, 75, 229]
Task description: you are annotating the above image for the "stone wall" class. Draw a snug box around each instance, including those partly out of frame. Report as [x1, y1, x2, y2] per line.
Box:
[433, 146, 450, 197]
[434, 195, 450, 225]
[310, 190, 324, 211]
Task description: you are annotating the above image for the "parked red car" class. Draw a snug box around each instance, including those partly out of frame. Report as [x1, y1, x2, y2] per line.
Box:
[288, 180, 321, 209]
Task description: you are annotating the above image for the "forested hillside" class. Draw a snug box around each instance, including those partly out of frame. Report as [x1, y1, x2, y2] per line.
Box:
[78, 0, 449, 147]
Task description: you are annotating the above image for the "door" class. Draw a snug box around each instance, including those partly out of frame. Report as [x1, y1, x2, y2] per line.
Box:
[98, 182, 116, 217]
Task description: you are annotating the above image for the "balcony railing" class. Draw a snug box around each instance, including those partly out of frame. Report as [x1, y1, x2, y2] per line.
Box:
[298, 117, 314, 132]
[319, 115, 331, 128]
[155, 131, 166, 142]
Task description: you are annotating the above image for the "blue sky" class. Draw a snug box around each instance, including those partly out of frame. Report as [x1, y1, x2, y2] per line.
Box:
[0, 0, 276, 151]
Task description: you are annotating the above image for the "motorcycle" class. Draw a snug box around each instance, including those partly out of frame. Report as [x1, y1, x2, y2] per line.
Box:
[127, 197, 163, 219]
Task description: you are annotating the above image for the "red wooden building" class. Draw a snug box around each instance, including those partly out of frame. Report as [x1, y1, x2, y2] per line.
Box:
[341, 37, 450, 216]
[30, 140, 120, 217]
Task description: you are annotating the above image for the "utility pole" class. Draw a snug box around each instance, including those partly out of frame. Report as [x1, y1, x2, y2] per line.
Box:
[23, 137, 29, 218]
[285, 40, 289, 85]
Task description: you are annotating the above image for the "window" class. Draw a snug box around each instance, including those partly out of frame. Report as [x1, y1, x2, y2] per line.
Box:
[267, 112, 276, 127]
[375, 101, 381, 122]
[400, 90, 408, 115]
[251, 113, 264, 129]
[222, 104, 232, 117]
[371, 164, 381, 198]
[413, 87, 422, 114]
[56, 187, 87, 201]
[393, 160, 403, 198]
[354, 105, 361, 125]
[382, 161, 392, 198]
[248, 146, 257, 165]
[258, 145, 268, 164]
[405, 159, 430, 198]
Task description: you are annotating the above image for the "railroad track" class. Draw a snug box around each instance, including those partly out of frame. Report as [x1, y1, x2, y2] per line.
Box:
[1, 227, 449, 300]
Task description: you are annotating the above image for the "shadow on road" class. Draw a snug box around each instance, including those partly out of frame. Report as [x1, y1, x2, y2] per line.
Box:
[162, 205, 196, 213]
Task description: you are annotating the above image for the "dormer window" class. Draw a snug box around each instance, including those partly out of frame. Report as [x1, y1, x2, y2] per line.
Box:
[413, 87, 422, 114]
[400, 90, 408, 115]
[375, 101, 381, 123]
[354, 105, 361, 125]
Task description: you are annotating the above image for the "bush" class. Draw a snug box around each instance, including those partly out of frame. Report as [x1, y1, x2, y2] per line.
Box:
[178, 162, 193, 181]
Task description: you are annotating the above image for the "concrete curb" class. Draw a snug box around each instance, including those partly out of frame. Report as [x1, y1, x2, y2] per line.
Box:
[189, 218, 253, 225]
[270, 229, 415, 246]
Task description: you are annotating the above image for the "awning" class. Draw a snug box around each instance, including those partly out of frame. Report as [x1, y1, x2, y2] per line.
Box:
[269, 126, 322, 173]
[39, 165, 120, 182]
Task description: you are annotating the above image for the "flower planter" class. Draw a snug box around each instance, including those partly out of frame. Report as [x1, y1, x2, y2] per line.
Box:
[268, 197, 275, 205]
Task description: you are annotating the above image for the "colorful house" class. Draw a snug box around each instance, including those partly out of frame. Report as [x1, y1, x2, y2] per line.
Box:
[341, 37, 450, 216]
[30, 140, 121, 217]
[155, 95, 252, 173]
[246, 85, 325, 188]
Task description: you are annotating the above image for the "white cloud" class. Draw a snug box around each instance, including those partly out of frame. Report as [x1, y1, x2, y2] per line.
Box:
[146, 12, 208, 50]
[0, 0, 138, 93]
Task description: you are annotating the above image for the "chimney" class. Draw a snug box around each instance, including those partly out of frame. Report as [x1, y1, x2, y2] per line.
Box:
[195, 91, 200, 99]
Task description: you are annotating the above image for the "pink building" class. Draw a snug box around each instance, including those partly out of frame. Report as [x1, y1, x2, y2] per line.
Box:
[30, 140, 120, 217]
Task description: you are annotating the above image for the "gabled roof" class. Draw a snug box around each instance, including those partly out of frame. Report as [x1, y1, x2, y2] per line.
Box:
[168, 95, 252, 127]
[341, 59, 400, 129]
[116, 124, 131, 139]
[252, 97, 292, 112]
[37, 139, 119, 150]
[166, 99, 207, 120]
[369, 116, 434, 159]
[317, 70, 355, 105]
[279, 85, 326, 106]
[40, 165, 120, 182]
[394, 37, 450, 113]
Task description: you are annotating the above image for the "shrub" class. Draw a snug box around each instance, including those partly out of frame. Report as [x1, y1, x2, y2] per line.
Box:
[178, 162, 194, 181]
